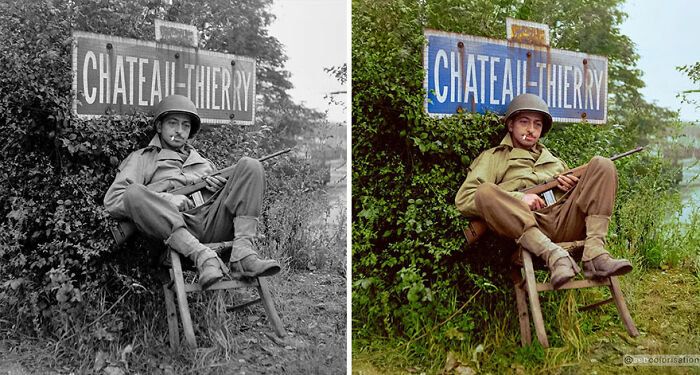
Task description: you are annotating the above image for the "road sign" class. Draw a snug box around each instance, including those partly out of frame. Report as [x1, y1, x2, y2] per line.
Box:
[423, 28, 608, 124]
[506, 18, 550, 46]
[71, 31, 256, 125]
[155, 19, 198, 48]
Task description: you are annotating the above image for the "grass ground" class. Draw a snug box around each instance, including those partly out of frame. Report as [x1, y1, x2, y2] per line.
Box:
[352, 267, 699, 374]
[0, 268, 346, 374]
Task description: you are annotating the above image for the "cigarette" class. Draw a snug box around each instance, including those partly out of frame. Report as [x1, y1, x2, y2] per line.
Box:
[522, 134, 527, 140]
[170, 135, 175, 141]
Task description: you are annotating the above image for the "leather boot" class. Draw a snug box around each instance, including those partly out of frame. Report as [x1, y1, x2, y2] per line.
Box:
[229, 216, 281, 278]
[581, 215, 632, 279]
[166, 228, 226, 289]
[518, 227, 580, 289]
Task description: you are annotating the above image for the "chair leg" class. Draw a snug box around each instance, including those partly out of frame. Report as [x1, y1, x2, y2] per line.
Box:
[511, 269, 532, 346]
[522, 250, 549, 348]
[170, 249, 197, 347]
[608, 276, 639, 337]
[256, 277, 287, 338]
[163, 283, 179, 349]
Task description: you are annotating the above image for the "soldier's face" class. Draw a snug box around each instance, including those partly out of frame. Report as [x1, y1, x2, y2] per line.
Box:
[508, 111, 543, 150]
[156, 113, 192, 150]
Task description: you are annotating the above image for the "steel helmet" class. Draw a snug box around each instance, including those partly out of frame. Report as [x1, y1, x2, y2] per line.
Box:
[504, 93, 553, 136]
[153, 95, 201, 138]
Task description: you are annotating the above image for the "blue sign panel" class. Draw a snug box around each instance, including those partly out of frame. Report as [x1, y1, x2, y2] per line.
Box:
[423, 29, 608, 124]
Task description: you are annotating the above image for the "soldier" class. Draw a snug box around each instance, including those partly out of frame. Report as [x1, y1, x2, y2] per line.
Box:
[455, 93, 632, 289]
[104, 94, 280, 289]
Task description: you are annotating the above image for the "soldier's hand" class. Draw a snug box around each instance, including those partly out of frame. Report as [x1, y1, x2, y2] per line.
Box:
[556, 174, 579, 192]
[203, 175, 227, 192]
[522, 193, 546, 211]
[170, 194, 195, 211]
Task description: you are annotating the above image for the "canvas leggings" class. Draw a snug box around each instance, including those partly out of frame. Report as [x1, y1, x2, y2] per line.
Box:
[122, 157, 264, 245]
[474, 156, 618, 261]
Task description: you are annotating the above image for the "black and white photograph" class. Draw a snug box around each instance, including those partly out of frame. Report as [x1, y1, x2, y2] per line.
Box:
[0, 0, 347, 373]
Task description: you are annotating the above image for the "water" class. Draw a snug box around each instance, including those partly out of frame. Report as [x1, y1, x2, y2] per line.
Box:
[678, 157, 700, 223]
[326, 158, 348, 224]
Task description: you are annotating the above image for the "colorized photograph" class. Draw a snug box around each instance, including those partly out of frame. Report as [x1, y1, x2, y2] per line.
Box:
[351, 0, 699, 373]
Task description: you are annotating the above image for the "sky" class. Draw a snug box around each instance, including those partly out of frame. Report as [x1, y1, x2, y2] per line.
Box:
[264, 0, 700, 124]
[268, 0, 348, 124]
[620, 0, 700, 123]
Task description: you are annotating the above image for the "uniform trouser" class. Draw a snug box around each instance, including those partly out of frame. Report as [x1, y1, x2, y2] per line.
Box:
[122, 157, 264, 246]
[474, 156, 617, 261]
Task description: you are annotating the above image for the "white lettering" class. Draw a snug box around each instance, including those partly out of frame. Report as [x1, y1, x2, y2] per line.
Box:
[205, 66, 212, 109]
[547, 64, 556, 107]
[573, 67, 583, 109]
[184, 64, 195, 100]
[563, 65, 572, 109]
[585, 69, 594, 109]
[501, 58, 513, 103]
[99, 53, 110, 104]
[434, 50, 448, 103]
[489, 56, 500, 105]
[168, 62, 176, 96]
[557, 64, 563, 108]
[450, 51, 461, 102]
[241, 71, 252, 111]
[83, 51, 97, 104]
[222, 68, 231, 110]
[464, 54, 478, 104]
[150, 59, 162, 105]
[138, 58, 149, 106]
[234, 70, 243, 110]
[536, 62, 546, 98]
[125, 56, 137, 105]
[195, 65, 205, 108]
[516, 59, 521, 96]
[593, 69, 604, 110]
[112, 55, 127, 105]
[477, 55, 489, 104]
[212, 67, 220, 110]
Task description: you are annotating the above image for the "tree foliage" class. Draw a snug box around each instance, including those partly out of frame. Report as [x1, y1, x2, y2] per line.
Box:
[678, 62, 700, 112]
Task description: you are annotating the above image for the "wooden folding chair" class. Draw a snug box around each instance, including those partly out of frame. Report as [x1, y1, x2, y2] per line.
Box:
[162, 241, 286, 348]
[511, 240, 639, 348]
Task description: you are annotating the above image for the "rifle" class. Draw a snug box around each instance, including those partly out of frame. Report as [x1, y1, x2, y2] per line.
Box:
[169, 148, 292, 197]
[462, 146, 643, 245]
[110, 148, 292, 245]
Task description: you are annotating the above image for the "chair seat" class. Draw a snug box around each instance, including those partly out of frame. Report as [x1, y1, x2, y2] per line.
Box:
[512, 243, 638, 348]
[163, 242, 286, 348]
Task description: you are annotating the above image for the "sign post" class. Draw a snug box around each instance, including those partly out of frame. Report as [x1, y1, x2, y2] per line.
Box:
[423, 28, 608, 124]
[71, 31, 256, 125]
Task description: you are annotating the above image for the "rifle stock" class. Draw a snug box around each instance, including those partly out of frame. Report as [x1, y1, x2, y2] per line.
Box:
[462, 146, 643, 245]
[111, 148, 292, 245]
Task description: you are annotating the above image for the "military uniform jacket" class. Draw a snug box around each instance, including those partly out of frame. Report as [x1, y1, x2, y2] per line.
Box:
[104, 135, 217, 220]
[455, 134, 568, 218]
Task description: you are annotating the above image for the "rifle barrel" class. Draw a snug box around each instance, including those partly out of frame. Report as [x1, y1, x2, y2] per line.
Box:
[610, 146, 643, 161]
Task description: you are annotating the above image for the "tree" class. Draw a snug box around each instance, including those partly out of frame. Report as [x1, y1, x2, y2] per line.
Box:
[678, 62, 700, 113]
